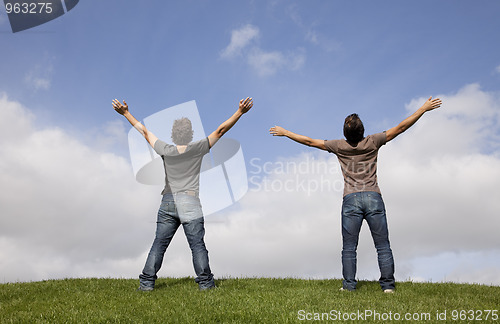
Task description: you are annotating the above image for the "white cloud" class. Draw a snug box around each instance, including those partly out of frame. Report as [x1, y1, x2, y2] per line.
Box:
[220, 24, 259, 59]
[83, 119, 129, 153]
[25, 61, 54, 91]
[247, 48, 305, 77]
[287, 4, 340, 53]
[0, 93, 161, 282]
[398, 251, 500, 285]
[305, 30, 341, 53]
[2, 84, 500, 286]
[220, 24, 306, 77]
[495, 64, 500, 74]
[397, 84, 500, 157]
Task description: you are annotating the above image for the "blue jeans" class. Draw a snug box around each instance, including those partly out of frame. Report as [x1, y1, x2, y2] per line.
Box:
[341, 191, 395, 291]
[139, 193, 215, 290]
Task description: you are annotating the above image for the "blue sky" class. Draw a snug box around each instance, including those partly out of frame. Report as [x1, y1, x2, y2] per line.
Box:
[1, 1, 500, 285]
[2, 0, 499, 158]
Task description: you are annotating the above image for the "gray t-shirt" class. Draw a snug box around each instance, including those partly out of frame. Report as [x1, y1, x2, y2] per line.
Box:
[153, 137, 210, 194]
[324, 132, 387, 197]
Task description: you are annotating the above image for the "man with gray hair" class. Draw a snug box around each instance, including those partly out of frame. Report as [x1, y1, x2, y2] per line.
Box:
[113, 97, 253, 291]
[270, 96, 442, 292]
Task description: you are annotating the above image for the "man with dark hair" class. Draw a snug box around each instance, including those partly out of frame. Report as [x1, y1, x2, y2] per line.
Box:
[343, 113, 364, 144]
[113, 97, 253, 291]
[269, 96, 442, 292]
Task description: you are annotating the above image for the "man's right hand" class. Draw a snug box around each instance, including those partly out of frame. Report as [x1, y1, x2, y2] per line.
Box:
[421, 96, 442, 112]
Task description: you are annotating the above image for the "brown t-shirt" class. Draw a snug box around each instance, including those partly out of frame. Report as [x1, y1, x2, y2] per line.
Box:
[324, 132, 387, 197]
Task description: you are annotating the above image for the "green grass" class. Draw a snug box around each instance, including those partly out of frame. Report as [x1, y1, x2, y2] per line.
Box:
[1, 277, 499, 323]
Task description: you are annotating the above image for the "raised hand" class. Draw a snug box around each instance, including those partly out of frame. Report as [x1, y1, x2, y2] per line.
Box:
[269, 125, 287, 136]
[421, 96, 442, 112]
[238, 97, 253, 114]
[112, 99, 129, 115]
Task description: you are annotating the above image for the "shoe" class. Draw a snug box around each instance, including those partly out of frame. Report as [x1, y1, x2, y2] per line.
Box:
[137, 286, 154, 292]
[383, 289, 395, 293]
[339, 287, 354, 292]
[199, 285, 216, 291]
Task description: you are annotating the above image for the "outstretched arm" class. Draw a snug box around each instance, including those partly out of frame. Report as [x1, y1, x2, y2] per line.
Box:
[385, 96, 442, 142]
[269, 126, 327, 150]
[208, 97, 253, 148]
[112, 99, 158, 147]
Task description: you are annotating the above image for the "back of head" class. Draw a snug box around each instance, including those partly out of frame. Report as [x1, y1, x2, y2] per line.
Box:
[171, 117, 194, 145]
[343, 113, 365, 145]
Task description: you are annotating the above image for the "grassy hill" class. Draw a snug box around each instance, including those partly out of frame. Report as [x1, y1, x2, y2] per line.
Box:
[1, 277, 499, 323]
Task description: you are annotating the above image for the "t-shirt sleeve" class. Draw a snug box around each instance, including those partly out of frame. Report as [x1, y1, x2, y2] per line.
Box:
[323, 139, 340, 153]
[201, 137, 210, 154]
[372, 132, 387, 148]
[153, 139, 169, 156]
[191, 137, 210, 155]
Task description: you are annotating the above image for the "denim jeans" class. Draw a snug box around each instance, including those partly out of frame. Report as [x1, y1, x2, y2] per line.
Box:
[341, 191, 395, 291]
[139, 193, 215, 290]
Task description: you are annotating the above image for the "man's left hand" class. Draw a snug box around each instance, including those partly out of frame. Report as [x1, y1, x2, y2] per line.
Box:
[112, 99, 129, 115]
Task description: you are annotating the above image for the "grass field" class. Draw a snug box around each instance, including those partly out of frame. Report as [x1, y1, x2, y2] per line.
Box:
[1, 277, 499, 323]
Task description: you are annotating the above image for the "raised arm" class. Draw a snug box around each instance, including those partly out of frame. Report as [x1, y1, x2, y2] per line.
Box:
[208, 97, 253, 148]
[385, 96, 442, 142]
[269, 126, 327, 150]
[112, 99, 158, 147]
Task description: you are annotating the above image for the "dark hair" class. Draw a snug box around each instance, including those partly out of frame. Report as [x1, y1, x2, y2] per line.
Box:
[343, 113, 364, 144]
[171, 117, 193, 145]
